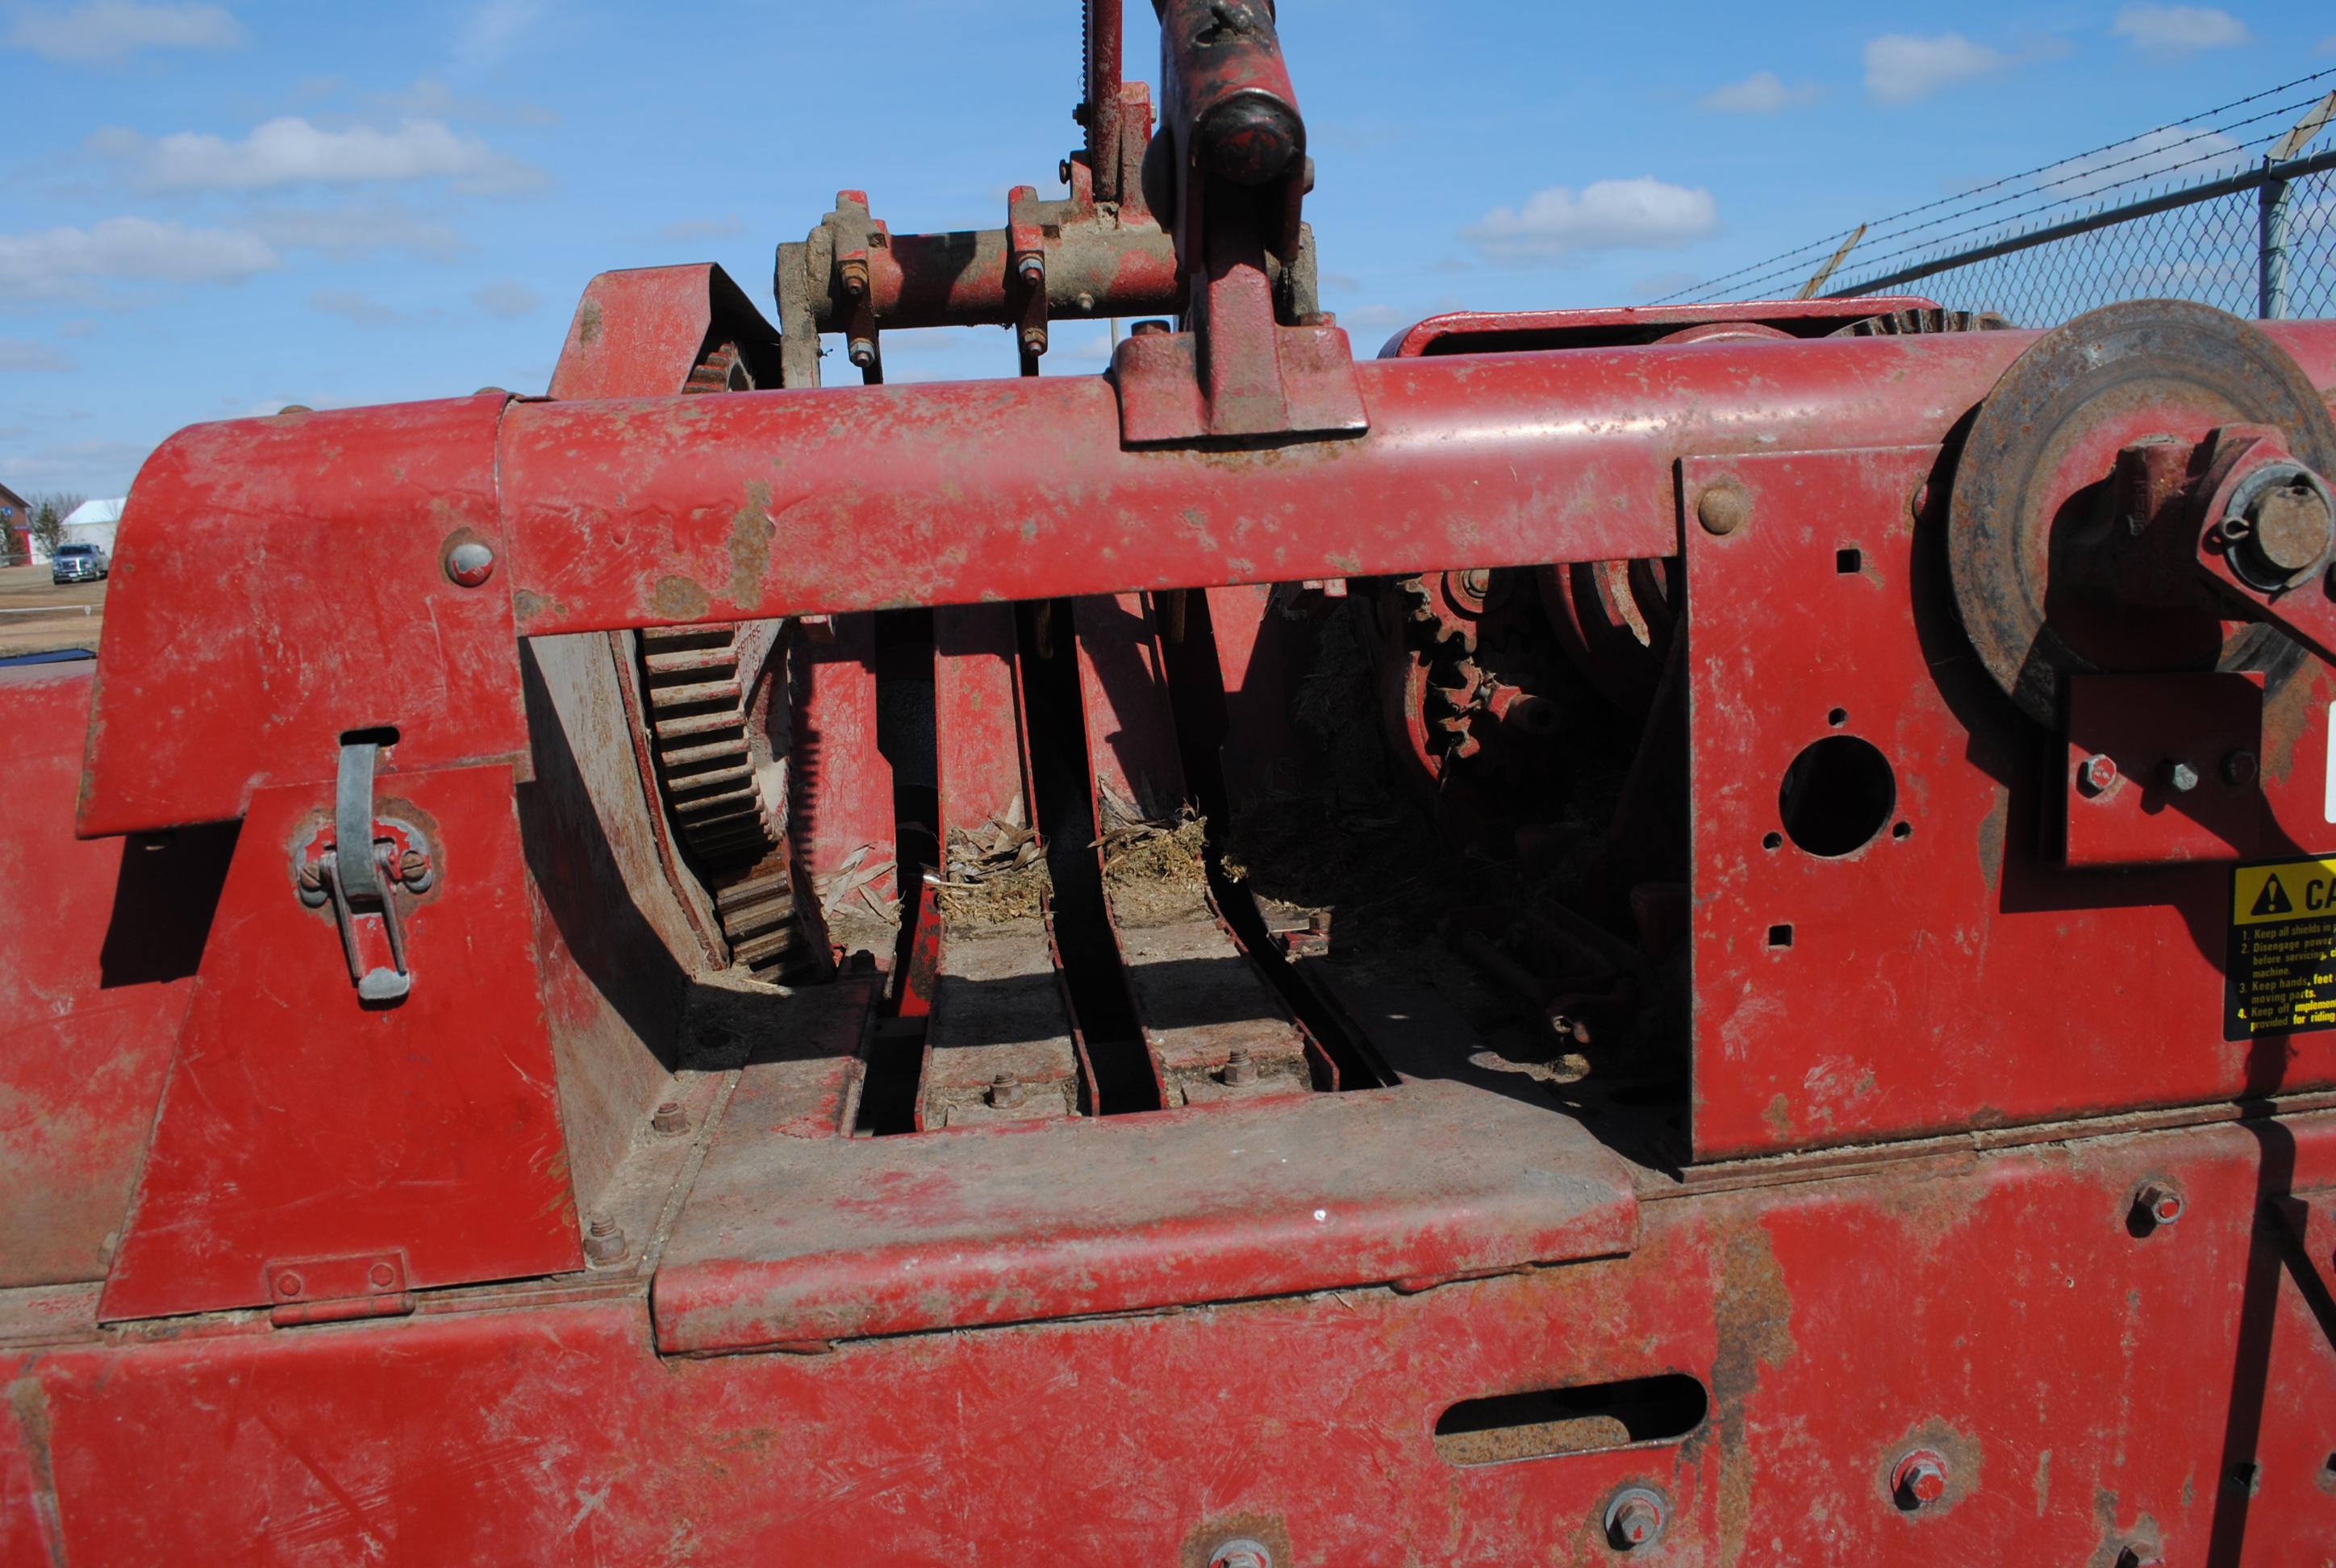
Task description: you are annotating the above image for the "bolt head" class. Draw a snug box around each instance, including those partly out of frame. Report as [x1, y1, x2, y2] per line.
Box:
[847, 338, 877, 368]
[2137, 1182, 2184, 1227]
[2078, 754, 2119, 795]
[368, 1262, 396, 1289]
[652, 1100, 689, 1136]
[1020, 329, 1048, 357]
[2160, 759, 2200, 793]
[1696, 479, 1751, 536]
[1604, 1487, 1666, 1549]
[444, 538, 495, 588]
[987, 1073, 1027, 1108]
[275, 1271, 304, 1298]
[2245, 475, 2335, 573]
[2223, 749, 2259, 786]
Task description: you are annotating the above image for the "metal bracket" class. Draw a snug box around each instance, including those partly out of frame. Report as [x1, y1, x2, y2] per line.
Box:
[301, 736, 420, 1003]
[265, 1250, 414, 1327]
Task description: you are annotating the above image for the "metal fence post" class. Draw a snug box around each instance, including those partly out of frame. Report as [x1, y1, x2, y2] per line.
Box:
[2259, 156, 2291, 320]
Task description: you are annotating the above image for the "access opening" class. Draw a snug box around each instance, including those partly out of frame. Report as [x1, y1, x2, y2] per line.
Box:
[1779, 734, 1896, 857]
[1433, 1374, 1708, 1466]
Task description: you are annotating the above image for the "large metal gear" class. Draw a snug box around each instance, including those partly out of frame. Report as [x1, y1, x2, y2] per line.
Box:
[1946, 299, 2335, 726]
[640, 340, 830, 982]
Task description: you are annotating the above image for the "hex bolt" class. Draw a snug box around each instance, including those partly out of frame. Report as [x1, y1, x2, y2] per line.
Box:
[2135, 1182, 2184, 1228]
[2223, 749, 2259, 787]
[583, 1214, 626, 1265]
[2159, 759, 2200, 794]
[1890, 1449, 1949, 1511]
[651, 1099, 689, 1136]
[1696, 479, 1751, 537]
[2241, 473, 2335, 578]
[2077, 754, 2119, 796]
[1020, 327, 1048, 357]
[443, 538, 495, 587]
[847, 337, 878, 369]
[1016, 254, 1045, 288]
[367, 1261, 397, 1289]
[987, 1073, 1027, 1109]
[1224, 1048, 1258, 1086]
[1206, 1541, 1272, 1568]
[1604, 1487, 1667, 1549]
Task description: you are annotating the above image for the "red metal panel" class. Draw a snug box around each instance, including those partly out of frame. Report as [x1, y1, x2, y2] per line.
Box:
[98, 764, 581, 1320]
[0, 665, 211, 1287]
[2061, 672, 2263, 867]
[1683, 447, 2336, 1158]
[544, 264, 773, 401]
[6, 1115, 2331, 1562]
[79, 393, 525, 837]
[790, 613, 896, 925]
[654, 1075, 1638, 1354]
[1073, 593, 1186, 819]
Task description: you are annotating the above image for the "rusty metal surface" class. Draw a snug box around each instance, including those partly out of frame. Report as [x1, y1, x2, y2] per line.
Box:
[0, 665, 216, 1287]
[9, 1112, 2336, 1561]
[1683, 444, 2336, 1158]
[1949, 301, 2336, 727]
[655, 1073, 1637, 1355]
[2060, 672, 2264, 868]
[92, 328, 2321, 837]
[544, 263, 781, 402]
[97, 764, 582, 1320]
[1380, 296, 1951, 358]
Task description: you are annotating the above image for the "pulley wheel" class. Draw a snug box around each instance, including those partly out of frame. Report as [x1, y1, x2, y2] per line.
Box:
[1947, 299, 2336, 726]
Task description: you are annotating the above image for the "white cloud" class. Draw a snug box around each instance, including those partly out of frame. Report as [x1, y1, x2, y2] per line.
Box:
[1864, 33, 2011, 103]
[248, 202, 471, 262]
[0, 436, 156, 491]
[0, 339, 75, 372]
[1463, 178, 1720, 263]
[102, 116, 543, 194]
[1699, 70, 1821, 115]
[0, 217, 277, 299]
[5, 1, 243, 63]
[470, 277, 541, 318]
[451, 0, 549, 73]
[2112, 5, 2250, 54]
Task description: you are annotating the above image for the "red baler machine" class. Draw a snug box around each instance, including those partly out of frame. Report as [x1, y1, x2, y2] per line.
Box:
[10, 6, 2336, 1563]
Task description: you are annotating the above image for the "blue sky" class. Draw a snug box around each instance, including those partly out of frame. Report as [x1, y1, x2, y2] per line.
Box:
[2, 0, 2332, 496]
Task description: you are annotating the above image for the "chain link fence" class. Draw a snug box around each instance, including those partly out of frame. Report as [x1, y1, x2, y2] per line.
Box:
[1663, 70, 2336, 327]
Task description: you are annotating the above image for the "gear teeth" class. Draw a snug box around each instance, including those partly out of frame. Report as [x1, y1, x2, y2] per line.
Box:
[635, 335, 831, 981]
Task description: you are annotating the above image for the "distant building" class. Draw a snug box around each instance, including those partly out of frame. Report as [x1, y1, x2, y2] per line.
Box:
[0, 482, 27, 565]
[56, 498, 126, 559]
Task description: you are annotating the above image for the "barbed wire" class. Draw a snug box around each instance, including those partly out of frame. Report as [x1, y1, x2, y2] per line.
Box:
[1658, 67, 2336, 307]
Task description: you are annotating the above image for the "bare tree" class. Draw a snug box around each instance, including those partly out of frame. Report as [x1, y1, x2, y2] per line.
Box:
[28, 491, 87, 561]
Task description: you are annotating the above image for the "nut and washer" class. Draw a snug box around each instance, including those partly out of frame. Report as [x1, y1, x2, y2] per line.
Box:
[651, 1100, 689, 1136]
[987, 1073, 1027, 1109]
[1604, 1487, 1667, 1549]
[2134, 1182, 2184, 1228]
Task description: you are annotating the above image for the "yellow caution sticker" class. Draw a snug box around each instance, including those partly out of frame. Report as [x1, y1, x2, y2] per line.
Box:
[2228, 857, 2336, 1037]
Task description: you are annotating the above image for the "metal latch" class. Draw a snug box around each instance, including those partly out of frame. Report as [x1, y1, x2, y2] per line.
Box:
[296, 732, 433, 1003]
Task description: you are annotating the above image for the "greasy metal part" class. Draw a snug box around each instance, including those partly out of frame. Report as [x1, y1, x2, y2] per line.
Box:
[1948, 300, 2336, 727]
